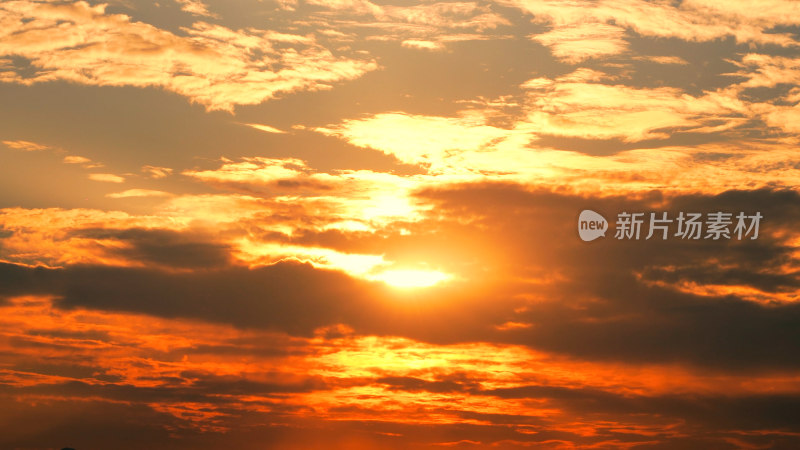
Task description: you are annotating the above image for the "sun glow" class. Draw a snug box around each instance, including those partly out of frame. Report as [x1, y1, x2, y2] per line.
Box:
[371, 269, 451, 288]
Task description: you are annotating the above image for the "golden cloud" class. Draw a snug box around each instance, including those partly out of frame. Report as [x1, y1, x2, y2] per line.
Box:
[0, 1, 377, 111]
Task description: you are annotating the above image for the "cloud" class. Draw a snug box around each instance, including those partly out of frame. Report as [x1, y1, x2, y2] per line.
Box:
[63, 155, 92, 164]
[3, 187, 800, 370]
[641, 55, 689, 65]
[730, 54, 800, 89]
[89, 173, 125, 183]
[2, 1, 800, 447]
[315, 112, 531, 167]
[519, 73, 749, 141]
[184, 157, 325, 191]
[67, 228, 232, 269]
[764, 105, 800, 134]
[107, 189, 173, 198]
[2, 140, 50, 151]
[531, 23, 628, 63]
[400, 39, 445, 51]
[2, 185, 800, 447]
[309, 0, 509, 30]
[0, 207, 183, 267]
[175, 0, 217, 18]
[312, 108, 800, 196]
[0, 186, 426, 280]
[0, 1, 377, 111]
[3, 291, 797, 448]
[245, 123, 287, 134]
[142, 165, 174, 179]
[5, 138, 800, 279]
[0, 261, 380, 334]
[304, 0, 510, 49]
[503, 0, 800, 63]
[63, 155, 103, 168]
[182, 157, 430, 228]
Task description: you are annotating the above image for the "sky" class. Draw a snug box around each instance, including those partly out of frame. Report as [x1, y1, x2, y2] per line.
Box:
[1, 0, 800, 448]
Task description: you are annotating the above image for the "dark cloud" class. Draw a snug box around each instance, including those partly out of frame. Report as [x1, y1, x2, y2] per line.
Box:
[0, 259, 515, 340]
[410, 185, 800, 370]
[3, 187, 800, 372]
[484, 384, 800, 431]
[69, 228, 232, 269]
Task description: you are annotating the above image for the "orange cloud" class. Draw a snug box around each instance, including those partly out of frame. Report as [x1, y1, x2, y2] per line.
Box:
[3, 294, 799, 442]
[107, 189, 173, 198]
[504, 0, 800, 62]
[304, 0, 510, 50]
[89, 173, 125, 183]
[175, 0, 217, 18]
[142, 165, 174, 178]
[531, 23, 628, 63]
[0, 1, 377, 111]
[315, 112, 531, 167]
[519, 73, 749, 141]
[401, 39, 445, 51]
[2, 140, 50, 151]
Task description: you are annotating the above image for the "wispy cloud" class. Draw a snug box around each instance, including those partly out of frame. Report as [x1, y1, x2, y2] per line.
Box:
[63, 155, 103, 168]
[142, 165, 174, 178]
[531, 23, 628, 63]
[107, 189, 173, 198]
[494, 0, 800, 72]
[401, 39, 445, 51]
[245, 123, 287, 134]
[89, 173, 125, 183]
[305, 0, 510, 50]
[2, 140, 50, 151]
[518, 73, 749, 141]
[175, 0, 217, 18]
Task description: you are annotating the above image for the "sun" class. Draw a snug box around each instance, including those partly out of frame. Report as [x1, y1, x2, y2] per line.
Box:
[371, 269, 451, 288]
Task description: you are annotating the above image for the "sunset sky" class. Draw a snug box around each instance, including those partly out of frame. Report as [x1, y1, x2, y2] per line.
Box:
[2, 0, 800, 449]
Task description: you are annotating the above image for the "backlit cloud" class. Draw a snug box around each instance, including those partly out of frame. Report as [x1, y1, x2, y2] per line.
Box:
[107, 189, 174, 198]
[519, 74, 749, 141]
[2, 0, 800, 447]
